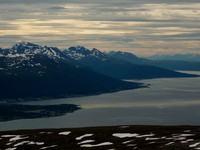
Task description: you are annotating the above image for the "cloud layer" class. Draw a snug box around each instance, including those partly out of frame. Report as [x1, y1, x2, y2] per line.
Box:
[0, 0, 199, 55]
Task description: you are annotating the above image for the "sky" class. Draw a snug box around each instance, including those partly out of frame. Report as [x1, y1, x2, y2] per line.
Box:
[0, 0, 200, 56]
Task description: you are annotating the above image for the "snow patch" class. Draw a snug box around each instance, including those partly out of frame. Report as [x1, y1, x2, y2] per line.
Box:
[1, 135, 17, 138]
[14, 141, 29, 147]
[5, 148, 16, 150]
[9, 135, 29, 142]
[181, 134, 195, 137]
[27, 141, 44, 145]
[113, 133, 138, 138]
[136, 133, 155, 138]
[165, 137, 173, 140]
[41, 145, 57, 149]
[174, 137, 187, 140]
[7, 54, 26, 58]
[59, 131, 71, 135]
[80, 142, 113, 147]
[76, 134, 93, 140]
[148, 142, 156, 144]
[127, 144, 137, 147]
[122, 140, 133, 144]
[78, 140, 95, 145]
[181, 139, 194, 143]
[145, 137, 160, 141]
[36, 142, 44, 145]
[165, 142, 174, 145]
[46, 132, 52, 134]
[189, 142, 200, 148]
[172, 133, 194, 141]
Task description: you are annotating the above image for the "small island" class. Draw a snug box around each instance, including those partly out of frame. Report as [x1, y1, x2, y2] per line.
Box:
[0, 104, 80, 122]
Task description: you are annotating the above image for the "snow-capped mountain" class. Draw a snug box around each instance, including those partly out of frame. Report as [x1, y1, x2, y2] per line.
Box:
[0, 41, 68, 60]
[64, 46, 109, 61]
[0, 42, 141, 102]
[0, 42, 73, 72]
[0, 42, 198, 79]
[0, 42, 111, 72]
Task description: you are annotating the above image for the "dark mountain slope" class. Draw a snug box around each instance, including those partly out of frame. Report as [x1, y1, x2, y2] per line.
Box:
[108, 51, 200, 72]
[149, 60, 200, 71]
[0, 43, 142, 102]
[64, 47, 198, 79]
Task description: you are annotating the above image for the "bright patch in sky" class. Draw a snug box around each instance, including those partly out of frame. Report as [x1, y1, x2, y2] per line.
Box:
[0, 0, 199, 55]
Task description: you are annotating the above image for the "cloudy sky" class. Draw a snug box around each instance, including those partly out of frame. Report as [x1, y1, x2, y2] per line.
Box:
[0, 0, 200, 56]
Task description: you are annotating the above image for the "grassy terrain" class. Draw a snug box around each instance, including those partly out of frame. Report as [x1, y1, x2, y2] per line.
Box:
[1, 125, 200, 150]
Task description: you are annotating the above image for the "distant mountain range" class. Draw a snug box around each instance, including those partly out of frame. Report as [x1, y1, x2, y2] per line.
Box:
[147, 54, 200, 62]
[64, 47, 197, 79]
[0, 42, 198, 101]
[108, 51, 200, 71]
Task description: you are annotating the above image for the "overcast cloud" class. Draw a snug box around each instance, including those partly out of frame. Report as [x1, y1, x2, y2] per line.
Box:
[0, 0, 199, 55]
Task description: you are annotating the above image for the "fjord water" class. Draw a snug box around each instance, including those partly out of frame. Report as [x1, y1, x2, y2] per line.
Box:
[0, 71, 200, 131]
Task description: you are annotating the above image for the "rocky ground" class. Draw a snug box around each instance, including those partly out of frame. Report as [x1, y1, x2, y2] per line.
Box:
[1, 125, 200, 150]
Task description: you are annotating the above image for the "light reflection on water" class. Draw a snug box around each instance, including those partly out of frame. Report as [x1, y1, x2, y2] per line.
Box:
[0, 71, 200, 131]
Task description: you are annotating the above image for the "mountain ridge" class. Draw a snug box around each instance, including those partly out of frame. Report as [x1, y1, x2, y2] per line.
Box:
[63, 46, 198, 79]
[0, 41, 198, 102]
[147, 53, 200, 62]
[107, 51, 200, 71]
[0, 42, 143, 102]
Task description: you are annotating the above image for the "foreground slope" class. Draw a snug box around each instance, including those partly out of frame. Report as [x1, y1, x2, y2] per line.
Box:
[1, 125, 200, 150]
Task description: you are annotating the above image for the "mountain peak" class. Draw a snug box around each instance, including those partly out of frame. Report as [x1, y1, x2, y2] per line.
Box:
[68, 46, 90, 53]
[91, 48, 98, 51]
[64, 46, 109, 61]
[108, 51, 137, 57]
[11, 41, 42, 54]
[18, 41, 31, 45]
[13, 41, 39, 48]
[91, 48, 102, 53]
[0, 42, 69, 61]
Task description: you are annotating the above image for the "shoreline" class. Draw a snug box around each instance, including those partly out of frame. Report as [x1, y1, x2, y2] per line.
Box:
[1, 82, 146, 104]
[1, 124, 200, 132]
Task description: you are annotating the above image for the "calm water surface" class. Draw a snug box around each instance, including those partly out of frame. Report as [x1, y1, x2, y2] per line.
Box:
[0, 71, 200, 131]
